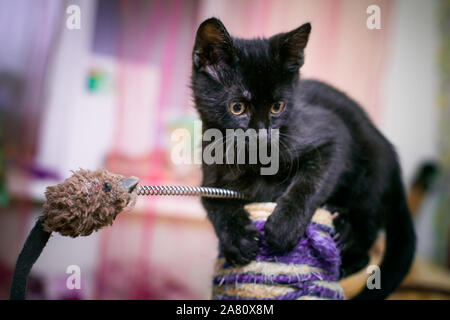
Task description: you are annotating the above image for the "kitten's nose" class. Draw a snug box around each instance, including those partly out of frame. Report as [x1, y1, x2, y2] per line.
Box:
[250, 119, 267, 130]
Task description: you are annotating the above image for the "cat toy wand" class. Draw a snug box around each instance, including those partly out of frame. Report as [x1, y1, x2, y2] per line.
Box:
[136, 185, 245, 199]
[9, 168, 246, 300]
[10, 168, 345, 300]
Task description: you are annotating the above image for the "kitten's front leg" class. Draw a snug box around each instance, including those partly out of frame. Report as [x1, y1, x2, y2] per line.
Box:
[264, 196, 314, 252]
[202, 198, 259, 265]
[264, 149, 344, 252]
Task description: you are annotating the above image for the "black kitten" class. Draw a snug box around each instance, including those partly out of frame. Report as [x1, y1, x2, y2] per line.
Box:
[191, 18, 416, 299]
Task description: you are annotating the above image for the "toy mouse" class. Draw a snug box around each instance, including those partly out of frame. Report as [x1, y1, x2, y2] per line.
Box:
[10, 168, 139, 300]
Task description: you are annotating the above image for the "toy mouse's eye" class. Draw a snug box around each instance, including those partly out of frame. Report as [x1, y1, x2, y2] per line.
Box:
[103, 182, 112, 192]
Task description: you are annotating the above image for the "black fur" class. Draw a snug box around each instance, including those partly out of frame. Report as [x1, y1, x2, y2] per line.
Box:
[191, 18, 416, 299]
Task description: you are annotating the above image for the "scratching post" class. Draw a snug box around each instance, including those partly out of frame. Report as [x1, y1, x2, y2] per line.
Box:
[212, 203, 345, 300]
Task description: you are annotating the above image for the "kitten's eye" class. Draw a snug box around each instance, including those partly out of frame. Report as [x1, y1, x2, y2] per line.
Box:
[103, 182, 112, 192]
[229, 102, 246, 115]
[270, 101, 285, 114]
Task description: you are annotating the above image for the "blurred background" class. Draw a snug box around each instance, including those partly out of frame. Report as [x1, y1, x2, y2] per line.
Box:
[0, 0, 449, 299]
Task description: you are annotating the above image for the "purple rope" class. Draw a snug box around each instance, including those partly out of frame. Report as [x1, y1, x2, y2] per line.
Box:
[213, 271, 336, 286]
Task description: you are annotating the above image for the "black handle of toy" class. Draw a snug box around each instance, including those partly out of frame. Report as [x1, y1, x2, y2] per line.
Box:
[10, 219, 51, 300]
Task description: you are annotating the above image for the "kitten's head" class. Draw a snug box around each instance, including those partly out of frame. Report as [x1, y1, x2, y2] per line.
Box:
[191, 18, 311, 132]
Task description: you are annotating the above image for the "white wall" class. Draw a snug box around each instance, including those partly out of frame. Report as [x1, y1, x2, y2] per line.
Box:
[35, 0, 110, 183]
[381, 0, 440, 185]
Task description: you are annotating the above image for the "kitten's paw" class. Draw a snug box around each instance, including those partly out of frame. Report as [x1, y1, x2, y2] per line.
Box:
[264, 205, 307, 252]
[220, 223, 259, 266]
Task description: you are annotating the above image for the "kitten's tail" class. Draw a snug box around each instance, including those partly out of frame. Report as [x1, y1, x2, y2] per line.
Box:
[355, 181, 416, 300]
[10, 219, 51, 300]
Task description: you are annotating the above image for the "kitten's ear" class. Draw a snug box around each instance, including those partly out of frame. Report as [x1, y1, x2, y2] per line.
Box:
[276, 23, 311, 71]
[193, 18, 234, 71]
